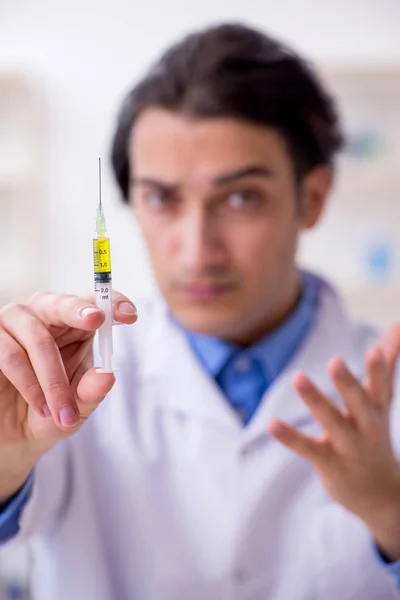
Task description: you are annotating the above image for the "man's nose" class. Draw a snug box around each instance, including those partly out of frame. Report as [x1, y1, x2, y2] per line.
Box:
[175, 209, 225, 273]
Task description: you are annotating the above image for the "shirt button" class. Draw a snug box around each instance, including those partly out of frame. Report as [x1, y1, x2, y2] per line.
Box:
[235, 356, 252, 372]
[240, 444, 251, 457]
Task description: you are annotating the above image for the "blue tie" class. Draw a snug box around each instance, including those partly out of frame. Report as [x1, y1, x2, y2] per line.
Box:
[216, 352, 269, 424]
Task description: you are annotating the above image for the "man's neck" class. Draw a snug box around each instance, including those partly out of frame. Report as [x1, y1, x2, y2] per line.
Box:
[226, 274, 302, 347]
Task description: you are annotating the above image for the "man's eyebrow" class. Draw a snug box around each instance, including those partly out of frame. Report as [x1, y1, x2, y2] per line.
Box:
[129, 164, 275, 190]
[129, 176, 176, 190]
[214, 164, 275, 185]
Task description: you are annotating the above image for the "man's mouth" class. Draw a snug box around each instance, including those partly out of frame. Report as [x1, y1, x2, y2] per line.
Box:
[177, 282, 237, 302]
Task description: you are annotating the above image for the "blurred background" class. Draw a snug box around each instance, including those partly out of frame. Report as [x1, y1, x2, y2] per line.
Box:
[0, 0, 399, 597]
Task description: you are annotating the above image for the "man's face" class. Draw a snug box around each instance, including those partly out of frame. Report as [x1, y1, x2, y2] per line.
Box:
[129, 108, 328, 344]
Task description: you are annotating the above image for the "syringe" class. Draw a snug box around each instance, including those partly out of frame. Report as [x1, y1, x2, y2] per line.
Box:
[93, 158, 114, 373]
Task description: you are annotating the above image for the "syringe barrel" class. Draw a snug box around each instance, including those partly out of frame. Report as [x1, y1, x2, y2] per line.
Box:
[93, 237, 114, 373]
[95, 274, 113, 372]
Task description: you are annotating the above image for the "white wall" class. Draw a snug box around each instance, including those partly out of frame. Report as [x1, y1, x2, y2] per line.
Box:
[0, 0, 400, 310]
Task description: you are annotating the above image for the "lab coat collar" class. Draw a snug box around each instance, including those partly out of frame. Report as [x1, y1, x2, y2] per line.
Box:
[138, 279, 367, 443]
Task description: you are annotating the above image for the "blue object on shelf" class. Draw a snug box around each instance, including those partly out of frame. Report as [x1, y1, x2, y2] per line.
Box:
[346, 130, 384, 159]
[365, 240, 394, 283]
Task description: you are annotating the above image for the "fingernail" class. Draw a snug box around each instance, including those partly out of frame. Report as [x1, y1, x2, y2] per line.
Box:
[80, 307, 102, 319]
[118, 302, 137, 316]
[59, 405, 78, 428]
[297, 377, 312, 393]
[269, 421, 285, 436]
[42, 404, 51, 418]
[335, 362, 347, 378]
[371, 347, 383, 362]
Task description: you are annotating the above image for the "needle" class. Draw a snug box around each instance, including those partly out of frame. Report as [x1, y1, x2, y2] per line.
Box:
[99, 157, 102, 211]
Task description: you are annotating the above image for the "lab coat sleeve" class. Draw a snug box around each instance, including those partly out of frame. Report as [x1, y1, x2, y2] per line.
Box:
[12, 439, 72, 541]
[374, 545, 400, 588]
[309, 503, 400, 599]
[384, 560, 400, 590]
[0, 473, 33, 543]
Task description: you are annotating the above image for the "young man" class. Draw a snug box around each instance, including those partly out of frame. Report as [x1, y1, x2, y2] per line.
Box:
[1, 23, 400, 600]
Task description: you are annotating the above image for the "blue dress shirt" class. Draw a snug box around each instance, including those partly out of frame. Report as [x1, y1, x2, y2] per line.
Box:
[1, 270, 400, 588]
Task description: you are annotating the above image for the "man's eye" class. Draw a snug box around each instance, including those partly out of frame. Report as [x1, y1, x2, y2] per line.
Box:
[226, 190, 262, 208]
[144, 191, 170, 207]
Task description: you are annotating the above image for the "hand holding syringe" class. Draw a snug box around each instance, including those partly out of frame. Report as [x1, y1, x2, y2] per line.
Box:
[0, 157, 137, 501]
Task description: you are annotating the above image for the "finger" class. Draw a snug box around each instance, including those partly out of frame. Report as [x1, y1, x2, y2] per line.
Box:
[327, 357, 372, 425]
[0, 305, 78, 430]
[58, 338, 93, 382]
[0, 329, 47, 416]
[378, 323, 400, 382]
[365, 346, 390, 407]
[82, 289, 137, 325]
[75, 367, 115, 418]
[292, 371, 349, 441]
[268, 419, 328, 467]
[113, 298, 138, 323]
[27, 292, 105, 332]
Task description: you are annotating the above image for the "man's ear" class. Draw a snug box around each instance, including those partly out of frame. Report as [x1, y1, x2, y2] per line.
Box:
[299, 165, 333, 230]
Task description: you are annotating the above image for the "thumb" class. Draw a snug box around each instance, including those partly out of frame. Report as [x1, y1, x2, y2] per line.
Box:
[378, 323, 400, 382]
[75, 367, 116, 418]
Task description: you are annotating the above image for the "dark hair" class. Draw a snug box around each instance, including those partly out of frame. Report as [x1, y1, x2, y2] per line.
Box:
[111, 23, 344, 201]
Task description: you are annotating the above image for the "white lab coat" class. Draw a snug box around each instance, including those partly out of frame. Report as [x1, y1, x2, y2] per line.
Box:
[14, 276, 400, 600]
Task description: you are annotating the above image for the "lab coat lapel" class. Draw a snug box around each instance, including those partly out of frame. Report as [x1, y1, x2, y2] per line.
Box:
[241, 283, 366, 444]
[139, 299, 242, 432]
